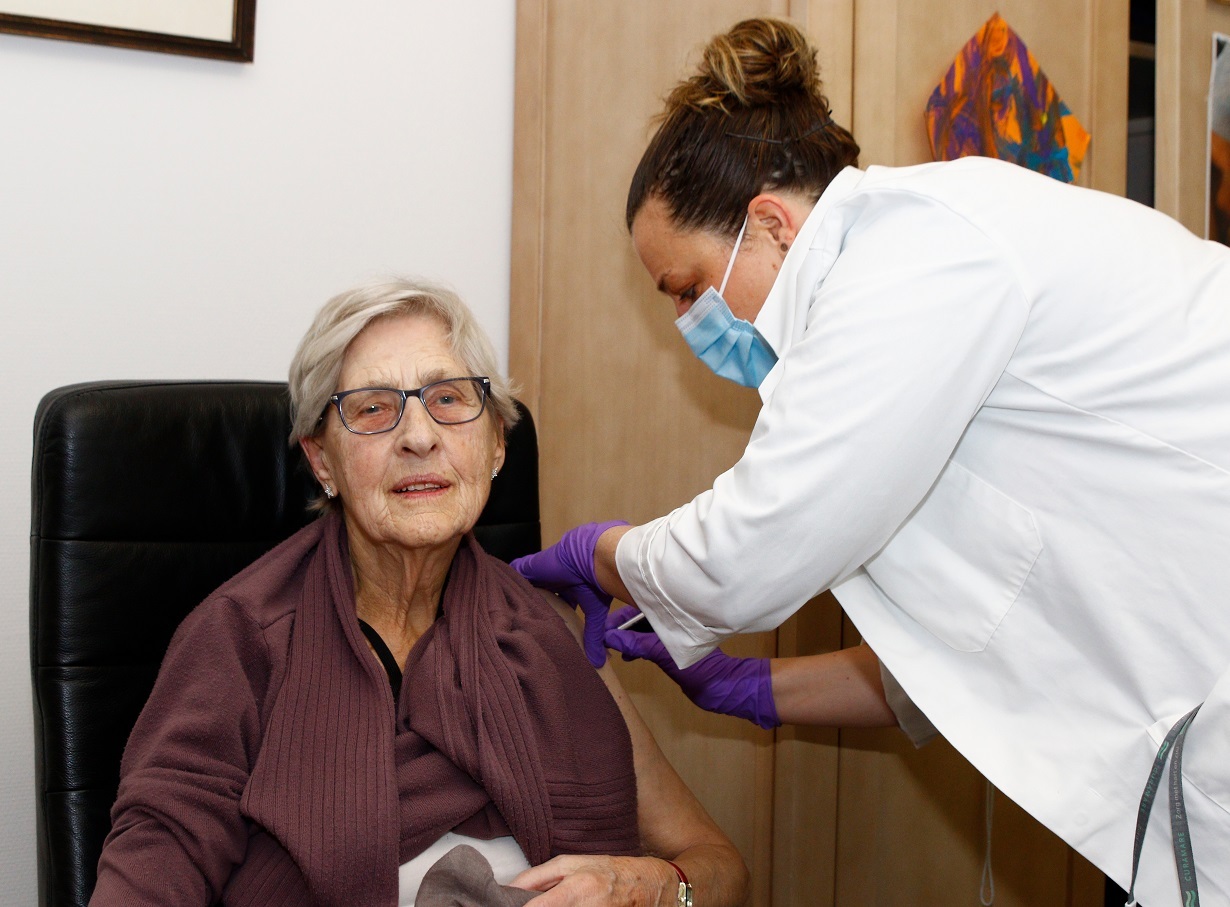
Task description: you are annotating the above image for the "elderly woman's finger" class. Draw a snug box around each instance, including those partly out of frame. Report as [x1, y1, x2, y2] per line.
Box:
[510, 854, 674, 907]
[507, 854, 577, 892]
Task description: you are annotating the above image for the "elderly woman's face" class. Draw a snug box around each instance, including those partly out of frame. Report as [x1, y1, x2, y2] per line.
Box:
[302, 313, 505, 558]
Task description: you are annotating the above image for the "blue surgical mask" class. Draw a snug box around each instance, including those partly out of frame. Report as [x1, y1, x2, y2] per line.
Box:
[674, 216, 778, 387]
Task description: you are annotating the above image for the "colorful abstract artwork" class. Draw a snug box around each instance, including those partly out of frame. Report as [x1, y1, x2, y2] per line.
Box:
[925, 13, 1090, 183]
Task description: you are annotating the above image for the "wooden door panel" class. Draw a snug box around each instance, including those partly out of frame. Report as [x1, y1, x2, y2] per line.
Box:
[1155, 0, 1230, 233]
[511, 1, 1123, 902]
[835, 728, 1103, 905]
[512, 3, 794, 904]
[833, 2, 1124, 901]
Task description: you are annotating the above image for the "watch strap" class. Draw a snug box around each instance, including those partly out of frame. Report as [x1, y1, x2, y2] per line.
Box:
[664, 859, 694, 907]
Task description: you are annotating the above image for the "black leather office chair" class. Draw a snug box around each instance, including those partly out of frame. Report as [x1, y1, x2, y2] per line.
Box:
[29, 380, 540, 907]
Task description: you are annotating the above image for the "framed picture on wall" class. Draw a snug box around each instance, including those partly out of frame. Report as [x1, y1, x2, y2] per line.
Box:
[0, 0, 256, 61]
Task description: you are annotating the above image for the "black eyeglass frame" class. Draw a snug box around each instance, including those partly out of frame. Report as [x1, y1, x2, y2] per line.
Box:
[325, 376, 491, 434]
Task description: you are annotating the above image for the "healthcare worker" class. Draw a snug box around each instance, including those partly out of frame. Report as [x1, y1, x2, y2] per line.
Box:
[511, 16, 1230, 906]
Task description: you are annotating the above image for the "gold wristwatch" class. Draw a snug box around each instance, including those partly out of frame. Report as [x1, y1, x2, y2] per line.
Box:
[665, 860, 694, 907]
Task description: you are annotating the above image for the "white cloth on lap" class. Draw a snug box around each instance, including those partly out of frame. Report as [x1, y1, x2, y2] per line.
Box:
[399, 833, 530, 905]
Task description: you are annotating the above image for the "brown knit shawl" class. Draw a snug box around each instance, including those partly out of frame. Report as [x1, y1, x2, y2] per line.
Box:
[231, 514, 639, 906]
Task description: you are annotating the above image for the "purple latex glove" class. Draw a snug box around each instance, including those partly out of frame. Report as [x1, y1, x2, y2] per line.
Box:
[604, 606, 780, 730]
[510, 520, 628, 667]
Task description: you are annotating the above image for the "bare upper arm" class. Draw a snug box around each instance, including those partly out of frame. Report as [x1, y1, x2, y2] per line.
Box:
[539, 588, 586, 646]
[534, 589, 735, 859]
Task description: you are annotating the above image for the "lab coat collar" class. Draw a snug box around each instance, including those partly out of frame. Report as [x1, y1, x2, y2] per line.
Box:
[754, 166, 866, 403]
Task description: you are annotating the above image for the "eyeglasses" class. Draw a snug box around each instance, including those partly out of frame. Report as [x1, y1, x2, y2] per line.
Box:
[326, 377, 491, 434]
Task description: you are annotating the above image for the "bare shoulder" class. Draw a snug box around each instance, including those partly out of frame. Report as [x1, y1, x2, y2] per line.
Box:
[535, 587, 585, 646]
[533, 589, 626, 694]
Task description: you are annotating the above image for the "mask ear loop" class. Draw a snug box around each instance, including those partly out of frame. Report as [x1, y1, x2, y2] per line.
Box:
[718, 215, 750, 297]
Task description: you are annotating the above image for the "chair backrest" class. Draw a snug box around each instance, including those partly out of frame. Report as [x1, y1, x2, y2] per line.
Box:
[29, 380, 540, 907]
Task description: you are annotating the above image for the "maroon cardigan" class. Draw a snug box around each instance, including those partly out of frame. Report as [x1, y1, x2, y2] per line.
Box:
[91, 513, 639, 906]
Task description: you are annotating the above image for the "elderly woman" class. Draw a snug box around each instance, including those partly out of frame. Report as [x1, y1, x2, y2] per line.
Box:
[90, 279, 748, 907]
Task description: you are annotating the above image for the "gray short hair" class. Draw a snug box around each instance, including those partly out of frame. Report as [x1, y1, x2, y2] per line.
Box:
[288, 278, 521, 443]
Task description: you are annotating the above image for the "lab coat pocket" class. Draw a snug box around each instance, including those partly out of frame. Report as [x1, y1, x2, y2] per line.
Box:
[863, 459, 1042, 653]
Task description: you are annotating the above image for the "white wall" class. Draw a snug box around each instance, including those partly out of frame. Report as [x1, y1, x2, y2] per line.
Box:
[0, 1, 516, 899]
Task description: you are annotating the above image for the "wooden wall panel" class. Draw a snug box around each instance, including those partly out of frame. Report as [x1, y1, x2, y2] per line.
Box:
[832, 4, 1125, 902]
[769, 594, 843, 907]
[792, 0, 856, 125]
[532, 1, 777, 539]
[835, 725, 1103, 905]
[509, 0, 547, 408]
[1155, 0, 1230, 234]
[511, 2, 1126, 903]
[510, 3, 794, 904]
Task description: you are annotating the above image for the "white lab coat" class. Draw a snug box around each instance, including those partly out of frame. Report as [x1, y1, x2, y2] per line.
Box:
[616, 158, 1230, 902]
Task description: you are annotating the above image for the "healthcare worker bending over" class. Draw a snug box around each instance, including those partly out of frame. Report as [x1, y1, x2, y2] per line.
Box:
[512, 16, 1230, 906]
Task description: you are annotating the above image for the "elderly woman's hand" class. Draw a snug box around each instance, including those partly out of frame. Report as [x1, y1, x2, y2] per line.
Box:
[510, 521, 628, 666]
[510, 854, 678, 906]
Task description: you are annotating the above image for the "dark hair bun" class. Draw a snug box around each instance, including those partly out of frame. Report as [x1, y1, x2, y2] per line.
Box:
[667, 17, 821, 112]
[627, 16, 858, 233]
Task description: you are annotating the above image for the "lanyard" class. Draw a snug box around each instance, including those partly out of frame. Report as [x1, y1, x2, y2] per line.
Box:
[1125, 704, 1203, 907]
